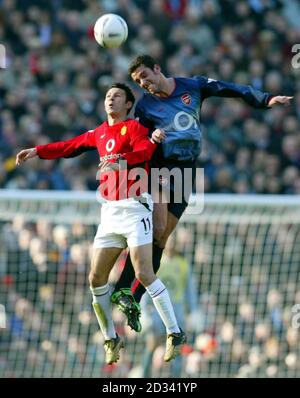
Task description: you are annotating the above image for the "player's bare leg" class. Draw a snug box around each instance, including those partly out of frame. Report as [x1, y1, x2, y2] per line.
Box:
[111, 243, 156, 332]
[156, 210, 179, 249]
[111, 191, 168, 331]
[128, 206, 179, 304]
[89, 247, 124, 364]
[129, 243, 186, 362]
[152, 187, 169, 246]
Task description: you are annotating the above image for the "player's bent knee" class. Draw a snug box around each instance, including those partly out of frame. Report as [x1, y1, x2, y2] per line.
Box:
[153, 225, 166, 245]
[156, 227, 174, 249]
[134, 270, 148, 284]
[156, 236, 168, 249]
[154, 234, 168, 249]
[89, 271, 106, 288]
[134, 269, 155, 287]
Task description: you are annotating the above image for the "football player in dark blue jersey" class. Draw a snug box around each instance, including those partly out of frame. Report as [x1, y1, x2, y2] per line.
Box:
[111, 54, 293, 332]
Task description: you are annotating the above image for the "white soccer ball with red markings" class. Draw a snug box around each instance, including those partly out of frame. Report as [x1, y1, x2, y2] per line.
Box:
[94, 14, 128, 49]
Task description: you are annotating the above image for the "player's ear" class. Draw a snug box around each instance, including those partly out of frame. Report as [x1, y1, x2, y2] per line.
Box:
[126, 101, 133, 112]
[153, 64, 161, 74]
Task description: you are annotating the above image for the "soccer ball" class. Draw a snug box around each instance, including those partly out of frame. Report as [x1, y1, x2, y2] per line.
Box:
[94, 14, 128, 49]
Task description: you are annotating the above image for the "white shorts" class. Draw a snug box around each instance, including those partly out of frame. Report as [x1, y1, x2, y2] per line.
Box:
[93, 193, 153, 249]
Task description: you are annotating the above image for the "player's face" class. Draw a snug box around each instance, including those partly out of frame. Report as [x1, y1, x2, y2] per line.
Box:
[131, 65, 161, 94]
[104, 88, 130, 116]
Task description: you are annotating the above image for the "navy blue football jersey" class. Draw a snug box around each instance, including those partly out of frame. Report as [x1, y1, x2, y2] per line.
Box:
[135, 76, 272, 162]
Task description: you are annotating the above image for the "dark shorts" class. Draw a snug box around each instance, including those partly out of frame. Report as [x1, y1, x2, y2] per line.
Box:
[149, 157, 197, 220]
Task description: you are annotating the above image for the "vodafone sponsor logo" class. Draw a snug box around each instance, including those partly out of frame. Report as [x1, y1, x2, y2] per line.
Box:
[100, 153, 121, 162]
[106, 138, 115, 152]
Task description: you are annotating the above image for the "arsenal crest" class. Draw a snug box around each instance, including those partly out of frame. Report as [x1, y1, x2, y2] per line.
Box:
[181, 93, 192, 105]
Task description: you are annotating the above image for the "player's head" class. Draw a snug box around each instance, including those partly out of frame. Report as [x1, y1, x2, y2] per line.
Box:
[105, 83, 135, 117]
[128, 55, 163, 94]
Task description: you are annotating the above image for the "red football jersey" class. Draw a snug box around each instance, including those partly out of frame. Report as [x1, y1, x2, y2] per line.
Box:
[36, 119, 157, 200]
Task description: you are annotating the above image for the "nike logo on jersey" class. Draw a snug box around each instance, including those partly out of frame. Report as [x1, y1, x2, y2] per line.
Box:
[100, 134, 105, 139]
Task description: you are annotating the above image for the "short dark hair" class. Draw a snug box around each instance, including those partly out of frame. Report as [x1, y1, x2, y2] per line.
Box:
[128, 55, 157, 76]
[108, 83, 135, 114]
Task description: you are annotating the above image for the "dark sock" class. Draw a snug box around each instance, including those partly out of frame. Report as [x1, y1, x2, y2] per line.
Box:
[133, 244, 164, 303]
[113, 252, 135, 293]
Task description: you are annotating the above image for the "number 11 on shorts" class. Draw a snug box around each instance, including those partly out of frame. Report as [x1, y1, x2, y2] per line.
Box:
[141, 217, 151, 235]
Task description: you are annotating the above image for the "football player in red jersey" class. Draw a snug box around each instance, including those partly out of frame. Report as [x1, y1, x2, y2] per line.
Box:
[16, 83, 186, 365]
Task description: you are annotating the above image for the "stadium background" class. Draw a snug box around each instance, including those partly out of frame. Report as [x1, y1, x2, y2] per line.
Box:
[0, 0, 300, 378]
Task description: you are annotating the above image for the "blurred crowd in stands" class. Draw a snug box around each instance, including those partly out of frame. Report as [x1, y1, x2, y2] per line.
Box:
[0, 0, 300, 194]
[0, 216, 299, 377]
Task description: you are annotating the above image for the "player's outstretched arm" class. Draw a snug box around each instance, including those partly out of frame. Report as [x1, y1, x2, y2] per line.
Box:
[17, 131, 97, 164]
[16, 148, 37, 166]
[200, 76, 293, 109]
[268, 96, 293, 107]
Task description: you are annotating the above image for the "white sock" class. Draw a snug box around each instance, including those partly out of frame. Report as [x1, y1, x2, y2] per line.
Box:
[146, 278, 180, 334]
[90, 284, 116, 340]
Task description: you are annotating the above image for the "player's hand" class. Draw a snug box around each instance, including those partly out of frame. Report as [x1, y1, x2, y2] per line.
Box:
[16, 148, 37, 166]
[268, 96, 293, 107]
[98, 160, 120, 172]
[151, 129, 166, 144]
